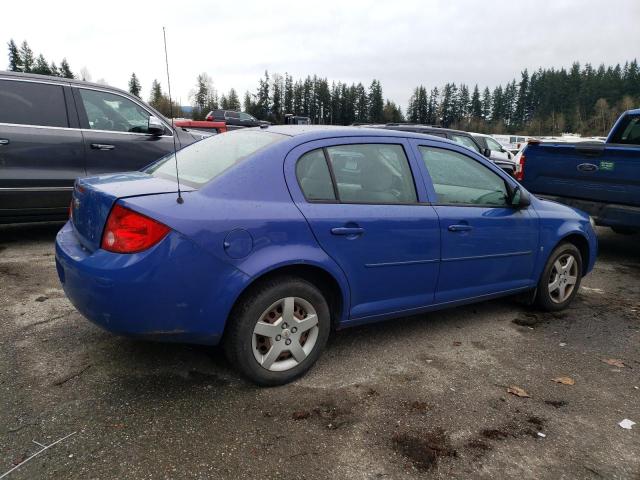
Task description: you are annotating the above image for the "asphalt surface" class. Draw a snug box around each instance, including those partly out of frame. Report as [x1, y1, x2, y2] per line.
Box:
[0, 223, 638, 479]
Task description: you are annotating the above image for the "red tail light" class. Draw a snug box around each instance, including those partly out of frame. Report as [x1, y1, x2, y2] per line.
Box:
[515, 153, 526, 181]
[101, 204, 170, 253]
[205, 115, 212, 121]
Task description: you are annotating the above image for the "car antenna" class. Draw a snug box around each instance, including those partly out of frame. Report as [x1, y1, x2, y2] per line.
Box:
[163, 26, 183, 204]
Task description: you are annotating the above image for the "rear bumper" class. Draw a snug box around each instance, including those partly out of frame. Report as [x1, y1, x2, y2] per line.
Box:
[55, 221, 248, 345]
[537, 195, 640, 230]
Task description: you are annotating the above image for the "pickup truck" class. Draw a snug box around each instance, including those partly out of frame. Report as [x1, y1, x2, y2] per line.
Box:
[517, 109, 640, 234]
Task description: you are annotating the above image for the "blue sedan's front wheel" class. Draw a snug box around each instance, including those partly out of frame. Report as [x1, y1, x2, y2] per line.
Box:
[224, 276, 331, 386]
[535, 243, 583, 311]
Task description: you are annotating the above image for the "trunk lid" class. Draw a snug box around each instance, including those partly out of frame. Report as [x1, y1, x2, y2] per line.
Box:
[71, 171, 193, 252]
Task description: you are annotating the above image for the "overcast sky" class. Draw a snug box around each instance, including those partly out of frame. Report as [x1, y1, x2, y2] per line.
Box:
[3, 0, 639, 110]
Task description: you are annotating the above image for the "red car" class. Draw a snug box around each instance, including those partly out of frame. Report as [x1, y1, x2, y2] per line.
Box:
[173, 119, 227, 134]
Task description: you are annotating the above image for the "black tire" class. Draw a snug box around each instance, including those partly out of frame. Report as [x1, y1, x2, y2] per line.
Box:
[224, 276, 331, 386]
[611, 227, 638, 235]
[534, 243, 582, 311]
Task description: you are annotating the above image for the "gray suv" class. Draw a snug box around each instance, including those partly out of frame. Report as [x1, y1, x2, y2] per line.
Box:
[0, 71, 205, 224]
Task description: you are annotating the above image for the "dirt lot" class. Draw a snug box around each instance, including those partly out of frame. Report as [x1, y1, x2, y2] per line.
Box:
[0, 223, 638, 479]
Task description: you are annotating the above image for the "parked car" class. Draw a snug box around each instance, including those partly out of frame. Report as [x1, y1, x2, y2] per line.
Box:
[173, 119, 227, 135]
[492, 134, 531, 154]
[0, 71, 207, 224]
[205, 109, 269, 128]
[377, 124, 516, 175]
[284, 114, 311, 125]
[56, 126, 597, 385]
[518, 109, 640, 234]
[471, 132, 514, 162]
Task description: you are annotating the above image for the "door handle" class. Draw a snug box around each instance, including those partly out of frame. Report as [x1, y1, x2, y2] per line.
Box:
[577, 163, 598, 173]
[448, 224, 473, 232]
[90, 143, 115, 151]
[331, 227, 365, 236]
[0, 139, 9, 145]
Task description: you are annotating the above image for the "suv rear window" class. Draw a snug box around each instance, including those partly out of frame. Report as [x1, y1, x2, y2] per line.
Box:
[0, 79, 68, 127]
[147, 129, 285, 187]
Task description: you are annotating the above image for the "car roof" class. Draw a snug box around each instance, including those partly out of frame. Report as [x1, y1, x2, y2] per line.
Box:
[0, 70, 134, 97]
[260, 124, 456, 142]
[379, 124, 473, 136]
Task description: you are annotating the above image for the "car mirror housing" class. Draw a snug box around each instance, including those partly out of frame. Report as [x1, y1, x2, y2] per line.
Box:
[511, 186, 531, 208]
[148, 116, 165, 136]
[483, 148, 492, 158]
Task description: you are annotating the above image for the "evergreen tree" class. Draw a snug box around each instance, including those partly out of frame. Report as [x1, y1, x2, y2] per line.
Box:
[32, 54, 51, 75]
[481, 87, 492, 120]
[382, 100, 404, 123]
[427, 87, 439, 124]
[227, 88, 241, 110]
[368, 79, 384, 123]
[19, 41, 34, 72]
[284, 74, 294, 114]
[49, 61, 59, 77]
[60, 58, 74, 78]
[271, 73, 283, 123]
[440, 83, 457, 127]
[470, 84, 482, 119]
[256, 70, 271, 119]
[128, 73, 142, 98]
[7, 39, 21, 71]
[244, 91, 260, 117]
[354, 83, 368, 123]
[457, 84, 470, 126]
[149, 80, 163, 107]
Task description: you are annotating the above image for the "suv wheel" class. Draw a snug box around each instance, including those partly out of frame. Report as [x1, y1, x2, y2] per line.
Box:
[224, 276, 330, 386]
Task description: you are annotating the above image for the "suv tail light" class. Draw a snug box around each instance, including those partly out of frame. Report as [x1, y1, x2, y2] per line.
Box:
[205, 114, 212, 121]
[514, 153, 526, 181]
[101, 204, 170, 253]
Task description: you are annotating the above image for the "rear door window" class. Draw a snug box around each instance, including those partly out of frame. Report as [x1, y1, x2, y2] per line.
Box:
[0, 79, 68, 127]
[296, 149, 336, 201]
[325, 144, 417, 204]
[419, 146, 508, 206]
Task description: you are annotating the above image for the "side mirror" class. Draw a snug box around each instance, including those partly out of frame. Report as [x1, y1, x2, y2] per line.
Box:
[148, 116, 165, 136]
[511, 186, 531, 208]
[483, 148, 492, 158]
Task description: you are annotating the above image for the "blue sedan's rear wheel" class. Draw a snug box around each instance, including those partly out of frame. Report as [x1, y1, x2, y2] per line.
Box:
[224, 276, 330, 386]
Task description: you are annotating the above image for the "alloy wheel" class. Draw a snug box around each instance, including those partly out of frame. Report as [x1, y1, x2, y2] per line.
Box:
[251, 297, 319, 372]
[548, 253, 578, 303]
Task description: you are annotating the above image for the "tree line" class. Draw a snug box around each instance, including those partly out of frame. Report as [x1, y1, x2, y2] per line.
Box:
[6, 40, 639, 135]
[185, 62, 639, 136]
[407, 62, 640, 136]
[7, 39, 74, 78]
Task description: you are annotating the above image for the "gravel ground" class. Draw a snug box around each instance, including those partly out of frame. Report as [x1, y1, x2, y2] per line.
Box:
[0, 223, 638, 479]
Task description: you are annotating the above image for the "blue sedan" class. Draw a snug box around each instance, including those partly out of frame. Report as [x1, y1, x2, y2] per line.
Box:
[55, 126, 598, 385]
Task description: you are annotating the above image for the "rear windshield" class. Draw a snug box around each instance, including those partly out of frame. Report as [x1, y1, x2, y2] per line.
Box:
[609, 114, 640, 145]
[147, 130, 286, 187]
